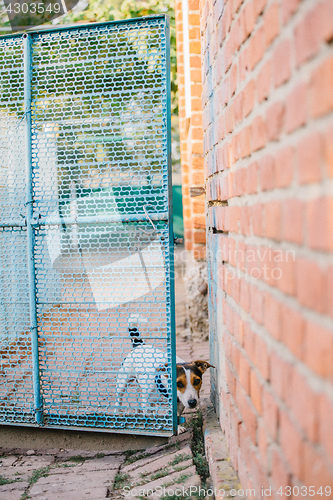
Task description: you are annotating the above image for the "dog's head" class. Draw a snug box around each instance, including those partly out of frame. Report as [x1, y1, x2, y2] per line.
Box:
[176, 360, 214, 409]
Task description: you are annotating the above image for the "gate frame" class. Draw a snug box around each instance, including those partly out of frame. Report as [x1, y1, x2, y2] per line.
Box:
[0, 14, 178, 437]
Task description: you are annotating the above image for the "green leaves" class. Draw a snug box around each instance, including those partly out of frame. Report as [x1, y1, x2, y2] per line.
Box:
[59, 0, 178, 116]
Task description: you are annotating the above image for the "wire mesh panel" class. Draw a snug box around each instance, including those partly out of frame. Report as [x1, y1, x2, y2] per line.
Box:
[0, 37, 36, 424]
[0, 16, 176, 436]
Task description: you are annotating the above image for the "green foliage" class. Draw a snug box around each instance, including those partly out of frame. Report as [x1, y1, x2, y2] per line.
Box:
[0, 475, 18, 485]
[168, 452, 191, 466]
[189, 410, 210, 482]
[0, 0, 178, 116]
[59, 0, 178, 116]
[28, 466, 50, 486]
[113, 471, 130, 490]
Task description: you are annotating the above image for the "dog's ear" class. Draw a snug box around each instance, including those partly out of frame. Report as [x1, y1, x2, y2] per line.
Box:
[194, 360, 215, 373]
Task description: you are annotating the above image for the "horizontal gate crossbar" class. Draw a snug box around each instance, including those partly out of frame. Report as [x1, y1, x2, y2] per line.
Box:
[0, 212, 169, 228]
[0, 14, 167, 40]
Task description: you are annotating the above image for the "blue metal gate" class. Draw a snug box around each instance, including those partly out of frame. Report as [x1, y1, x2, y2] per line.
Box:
[0, 15, 177, 436]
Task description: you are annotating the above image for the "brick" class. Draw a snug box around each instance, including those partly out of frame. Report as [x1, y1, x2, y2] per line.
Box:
[285, 83, 307, 133]
[193, 230, 206, 244]
[273, 39, 292, 87]
[243, 79, 255, 118]
[282, 0, 301, 24]
[239, 353, 250, 395]
[282, 198, 303, 245]
[262, 388, 278, 440]
[234, 313, 244, 345]
[270, 353, 292, 405]
[240, 279, 250, 313]
[189, 41, 202, 54]
[254, 0, 267, 18]
[257, 59, 272, 103]
[232, 0, 244, 16]
[304, 321, 333, 379]
[265, 200, 281, 241]
[274, 250, 296, 296]
[307, 197, 333, 252]
[259, 155, 275, 191]
[237, 241, 246, 271]
[239, 125, 252, 158]
[297, 132, 322, 184]
[238, 387, 257, 445]
[329, 267, 333, 318]
[264, 2, 280, 47]
[251, 115, 266, 151]
[257, 420, 268, 463]
[246, 161, 258, 194]
[279, 411, 303, 478]
[275, 146, 294, 188]
[324, 121, 333, 177]
[256, 246, 275, 287]
[240, 206, 250, 235]
[319, 394, 333, 466]
[271, 449, 291, 495]
[302, 441, 333, 491]
[242, 323, 254, 362]
[250, 285, 264, 324]
[311, 56, 333, 118]
[250, 369, 262, 414]
[251, 203, 264, 236]
[264, 292, 281, 340]
[247, 244, 258, 277]
[249, 25, 265, 70]
[266, 101, 285, 141]
[296, 258, 327, 313]
[255, 335, 269, 381]
[291, 369, 318, 442]
[243, 1, 255, 38]
[320, 0, 333, 42]
[294, 8, 322, 65]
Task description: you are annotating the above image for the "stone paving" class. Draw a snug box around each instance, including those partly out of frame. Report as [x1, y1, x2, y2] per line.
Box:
[0, 429, 198, 499]
[0, 338, 245, 500]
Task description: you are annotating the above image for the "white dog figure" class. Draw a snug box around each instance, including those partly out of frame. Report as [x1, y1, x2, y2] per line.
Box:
[114, 315, 214, 433]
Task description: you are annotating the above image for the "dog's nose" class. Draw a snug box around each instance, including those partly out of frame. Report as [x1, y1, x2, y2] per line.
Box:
[188, 399, 197, 408]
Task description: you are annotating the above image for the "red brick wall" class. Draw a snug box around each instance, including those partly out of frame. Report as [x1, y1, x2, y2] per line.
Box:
[175, 0, 206, 258]
[201, 0, 333, 496]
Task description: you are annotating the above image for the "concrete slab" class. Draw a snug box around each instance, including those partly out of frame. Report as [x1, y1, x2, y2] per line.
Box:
[0, 481, 29, 500]
[0, 425, 168, 453]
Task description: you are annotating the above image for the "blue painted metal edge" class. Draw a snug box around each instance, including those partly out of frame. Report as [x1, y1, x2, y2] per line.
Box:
[0, 14, 168, 39]
[164, 16, 178, 436]
[23, 33, 43, 425]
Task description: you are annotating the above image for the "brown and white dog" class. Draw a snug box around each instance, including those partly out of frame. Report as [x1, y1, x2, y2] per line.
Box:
[114, 315, 214, 429]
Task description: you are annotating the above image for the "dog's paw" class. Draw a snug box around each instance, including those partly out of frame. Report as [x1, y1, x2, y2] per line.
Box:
[177, 425, 187, 435]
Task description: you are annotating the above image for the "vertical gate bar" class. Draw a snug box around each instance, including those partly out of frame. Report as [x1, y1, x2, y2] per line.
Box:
[165, 17, 178, 435]
[23, 33, 43, 425]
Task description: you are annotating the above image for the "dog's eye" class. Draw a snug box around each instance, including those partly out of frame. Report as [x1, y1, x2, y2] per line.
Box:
[177, 381, 184, 389]
[193, 378, 201, 386]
